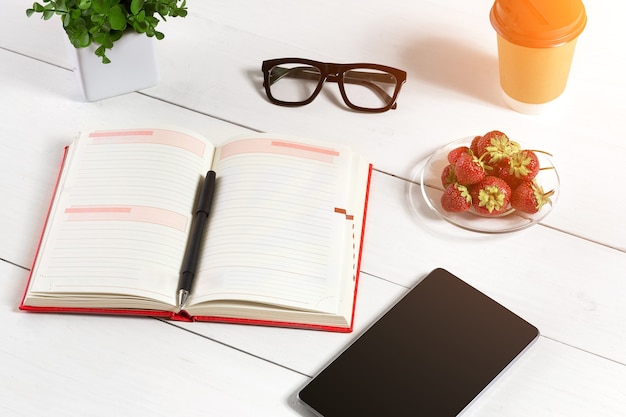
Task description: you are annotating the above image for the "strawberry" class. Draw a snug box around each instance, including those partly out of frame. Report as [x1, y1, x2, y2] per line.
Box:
[469, 135, 483, 155]
[441, 183, 472, 212]
[503, 149, 541, 183]
[441, 164, 457, 187]
[472, 130, 520, 166]
[494, 158, 522, 189]
[454, 152, 487, 185]
[511, 181, 554, 214]
[470, 176, 512, 216]
[447, 146, 470, 164]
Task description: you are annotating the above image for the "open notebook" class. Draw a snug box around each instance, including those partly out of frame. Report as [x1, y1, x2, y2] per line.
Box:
[20, 128, 371, 332]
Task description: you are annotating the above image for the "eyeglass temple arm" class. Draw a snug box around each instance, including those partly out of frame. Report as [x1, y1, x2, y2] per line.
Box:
[267, 67, 398, 109]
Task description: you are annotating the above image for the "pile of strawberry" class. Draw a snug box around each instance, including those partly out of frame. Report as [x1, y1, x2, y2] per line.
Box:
[440, 130, 554, 215]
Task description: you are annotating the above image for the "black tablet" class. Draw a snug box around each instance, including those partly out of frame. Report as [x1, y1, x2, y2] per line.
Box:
[298, 268, 539, 416]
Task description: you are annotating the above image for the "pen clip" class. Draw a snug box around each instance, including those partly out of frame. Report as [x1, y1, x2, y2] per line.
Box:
[196, 170, 216, 215]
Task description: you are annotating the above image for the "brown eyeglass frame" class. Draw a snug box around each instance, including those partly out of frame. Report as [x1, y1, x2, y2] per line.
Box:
[262, 58, 407, 113]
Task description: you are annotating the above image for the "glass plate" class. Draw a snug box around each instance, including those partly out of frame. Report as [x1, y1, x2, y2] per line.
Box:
[409, 136, 560, 233]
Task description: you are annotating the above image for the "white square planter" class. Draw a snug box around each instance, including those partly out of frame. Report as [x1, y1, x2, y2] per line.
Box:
[68, 32, 160, 101]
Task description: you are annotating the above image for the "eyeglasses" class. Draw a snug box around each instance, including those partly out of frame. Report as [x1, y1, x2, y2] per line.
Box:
[262, 58, 407, 113]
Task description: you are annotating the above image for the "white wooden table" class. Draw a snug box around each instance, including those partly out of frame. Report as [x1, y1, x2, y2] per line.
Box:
[1, 1, 625, 415]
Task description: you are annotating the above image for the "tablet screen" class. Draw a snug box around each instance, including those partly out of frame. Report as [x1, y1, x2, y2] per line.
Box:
[298, 268, 539, 416]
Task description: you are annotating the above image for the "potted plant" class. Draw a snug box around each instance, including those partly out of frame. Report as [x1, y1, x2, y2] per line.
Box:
[26, 0, 188, 100]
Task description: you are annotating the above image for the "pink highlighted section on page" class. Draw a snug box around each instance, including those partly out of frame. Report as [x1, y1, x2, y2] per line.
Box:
[88, 129, 206, 157]
[219, 139, 340, 163]
[64, 206, 188, 232]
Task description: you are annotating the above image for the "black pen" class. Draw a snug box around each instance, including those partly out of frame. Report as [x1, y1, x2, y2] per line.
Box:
[178, 170, 216, 309]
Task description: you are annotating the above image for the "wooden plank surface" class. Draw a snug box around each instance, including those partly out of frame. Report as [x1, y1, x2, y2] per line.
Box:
[1, 0, 625, 416]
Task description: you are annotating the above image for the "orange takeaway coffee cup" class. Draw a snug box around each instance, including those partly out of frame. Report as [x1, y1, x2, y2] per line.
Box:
[490, 0, 587, 114]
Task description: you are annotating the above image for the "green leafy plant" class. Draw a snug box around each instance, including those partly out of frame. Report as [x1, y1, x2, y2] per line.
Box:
[26, 0, 188, 64]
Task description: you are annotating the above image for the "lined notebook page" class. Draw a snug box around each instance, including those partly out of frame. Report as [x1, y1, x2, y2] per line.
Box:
[27, 129, 215, 308]
[189, 137, 365, 314]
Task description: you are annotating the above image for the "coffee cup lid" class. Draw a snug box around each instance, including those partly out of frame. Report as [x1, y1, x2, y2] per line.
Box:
[490, 0, 587, 48]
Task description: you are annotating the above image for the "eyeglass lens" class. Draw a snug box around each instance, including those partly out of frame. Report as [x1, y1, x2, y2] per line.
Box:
[342, 69, 398, 110]
[268, 64, 322, 104]
[267, 64, 398, 110]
